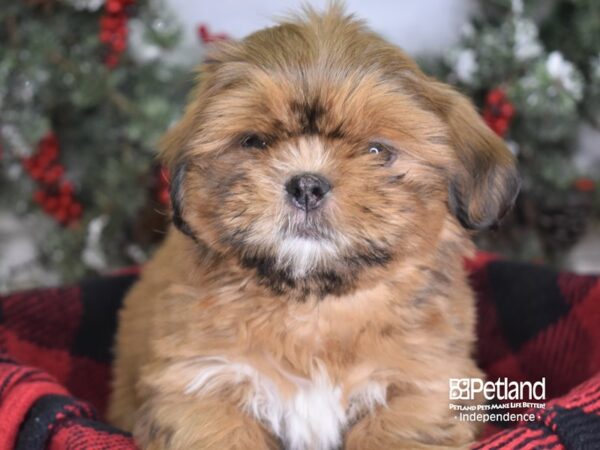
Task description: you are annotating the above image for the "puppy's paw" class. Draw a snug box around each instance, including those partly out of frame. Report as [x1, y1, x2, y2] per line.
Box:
[345, 433, 471, 450]
[133, 402, 176, 450]
[133, 396, 280, 450]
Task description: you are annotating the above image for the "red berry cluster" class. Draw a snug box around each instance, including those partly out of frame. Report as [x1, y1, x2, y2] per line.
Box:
[198, 24, 228, 44]
[574, 177, 595, 193]
[155, 166, 170, 206]
[22, 133, 82, 226]
[99, 0, 135, 68]
[483, 89, 515, 137]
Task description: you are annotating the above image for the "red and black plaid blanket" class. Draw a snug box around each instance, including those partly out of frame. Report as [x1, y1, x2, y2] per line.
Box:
[0, 254, 599, 449]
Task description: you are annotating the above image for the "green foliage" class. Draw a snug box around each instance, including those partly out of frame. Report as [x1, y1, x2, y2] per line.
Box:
[0, 0, 192, 287]
[428, 0, 600, 264]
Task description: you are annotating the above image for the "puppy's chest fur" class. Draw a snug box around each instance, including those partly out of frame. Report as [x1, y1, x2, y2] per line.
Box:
[184, 356, 387, 450]
[147, 258, 461, 449]
[159, 286, 397, 450]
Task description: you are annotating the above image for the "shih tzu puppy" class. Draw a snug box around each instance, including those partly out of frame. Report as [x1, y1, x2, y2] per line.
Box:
[108, 4, 519, 449]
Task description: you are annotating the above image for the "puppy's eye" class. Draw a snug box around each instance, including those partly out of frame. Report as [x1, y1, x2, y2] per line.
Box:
[368, 142, 397, 166]
[241, 134, 268, 150]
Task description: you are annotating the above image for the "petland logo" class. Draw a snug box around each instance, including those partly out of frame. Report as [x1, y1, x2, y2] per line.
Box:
[449, 377, 546, 401]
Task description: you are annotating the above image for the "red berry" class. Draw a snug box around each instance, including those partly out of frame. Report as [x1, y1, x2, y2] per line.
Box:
[105, 54, 119, 68]
[33, 190, 46, 204]
[198, 25, 209, 41]
[54, 165, 64, 178]
[43, 133, 58, 150]
[107, 0, 123, 13]
[56, 208, 68, 224]
[69, 203, 82, 219]
[482, 88, 514, 137]
[113, 39, 126, 53]
[483, 111, 494, 124]
[501, 103, 515, 119]
[494, 118, 509, 136]
[23, 157, 34, 172]
[60, 181, 74, 195]
[43, 172, 56, 184]
[59, 194, 72, 207]
[40, 156, 52, 168]
[574, 177, 595, 192]
[197, 24, 228, 43]
[31, 167, 43, 181]
[100, 30, 112, 42]
[46, 197, 58, 212]
[487, 89, 505, 105]
[159, 189, 170, 205]
[101, 16, 122, 31]
[42, 165, 63, 184]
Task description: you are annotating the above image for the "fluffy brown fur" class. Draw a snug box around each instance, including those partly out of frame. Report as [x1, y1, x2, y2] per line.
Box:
[108, 5, 519, 449]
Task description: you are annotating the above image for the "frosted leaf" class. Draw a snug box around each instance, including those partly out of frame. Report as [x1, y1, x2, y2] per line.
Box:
[61, 0, 104, 11]
[453, 49, 478, 84]
[506, 140, 520, 156]
[460, 23, 475, 39]
[591, 54, 600, 78]
[1, 125, 33, 157]
[82, 215, 109, 270]
[546, 51, 584, 100]
[513, 19, 542, 61]
[126, 244, 148, 264]
[511, 0, 524, 15]
[6, 163, 23, 181]
[128, 20, 162, 63]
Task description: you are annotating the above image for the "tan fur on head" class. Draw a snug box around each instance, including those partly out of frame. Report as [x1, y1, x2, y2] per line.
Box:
[109, 4, 518, 449]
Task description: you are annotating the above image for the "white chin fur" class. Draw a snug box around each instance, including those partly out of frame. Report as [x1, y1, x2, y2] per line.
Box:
[276, 237, 338, 278]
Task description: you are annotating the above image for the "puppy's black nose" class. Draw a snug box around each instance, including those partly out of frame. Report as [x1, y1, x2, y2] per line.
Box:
[285, 173, 331, 211]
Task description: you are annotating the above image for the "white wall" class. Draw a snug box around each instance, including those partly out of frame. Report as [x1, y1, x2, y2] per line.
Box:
[166, 0, 475, 56]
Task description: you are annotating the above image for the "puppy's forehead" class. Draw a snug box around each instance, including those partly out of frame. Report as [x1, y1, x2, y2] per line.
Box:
[197, 13, 443, 148]
[207, 62, 413, 143]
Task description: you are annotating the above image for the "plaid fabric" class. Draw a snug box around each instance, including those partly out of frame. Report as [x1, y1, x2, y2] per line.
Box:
[0, 255, 598, 449]
[0, 275, 138, 450]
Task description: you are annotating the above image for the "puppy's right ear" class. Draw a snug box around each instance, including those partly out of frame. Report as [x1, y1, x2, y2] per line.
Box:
[168, 159, 198, 240]
[159, 80, 205, 240]
[160, 41, 242, 239]
[159, 40, 240, 167]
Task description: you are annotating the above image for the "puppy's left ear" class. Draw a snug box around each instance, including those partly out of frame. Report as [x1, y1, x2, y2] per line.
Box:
[429, 82, 521, 230]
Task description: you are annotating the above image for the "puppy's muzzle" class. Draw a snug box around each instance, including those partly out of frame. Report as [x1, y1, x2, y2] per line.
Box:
[285, 173, 331, 211]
